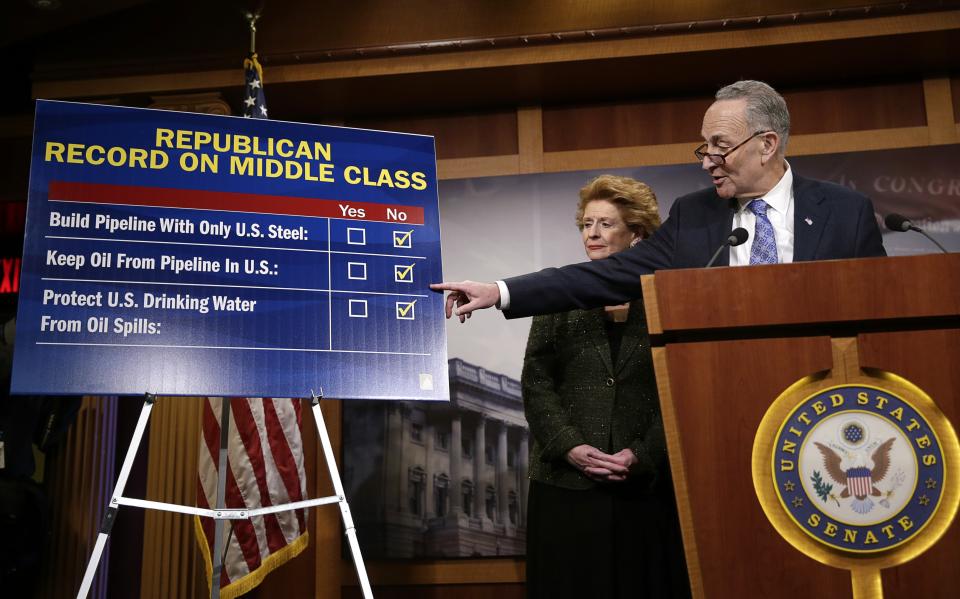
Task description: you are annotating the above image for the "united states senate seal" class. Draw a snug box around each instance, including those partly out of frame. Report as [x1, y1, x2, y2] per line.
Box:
[774, 384, 942, 553]
[753, 373, 959, 570]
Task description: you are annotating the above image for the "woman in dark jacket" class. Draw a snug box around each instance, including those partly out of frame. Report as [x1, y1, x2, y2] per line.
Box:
[522, 175, 690, 599]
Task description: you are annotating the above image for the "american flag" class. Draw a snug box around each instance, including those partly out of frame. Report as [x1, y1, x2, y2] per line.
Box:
[195, 55, 309, 598]
[242, 53, 268, 119]
[196, 398, 309, 596]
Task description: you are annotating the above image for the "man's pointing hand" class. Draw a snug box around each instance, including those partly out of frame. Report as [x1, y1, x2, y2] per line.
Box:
[429, 281, 501, 323]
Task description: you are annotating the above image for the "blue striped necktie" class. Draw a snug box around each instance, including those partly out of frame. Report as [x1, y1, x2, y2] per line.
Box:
[748, 198, 778, 265]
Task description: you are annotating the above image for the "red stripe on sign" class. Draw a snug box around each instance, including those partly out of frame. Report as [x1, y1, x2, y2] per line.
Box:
[48, 180, 425, 224]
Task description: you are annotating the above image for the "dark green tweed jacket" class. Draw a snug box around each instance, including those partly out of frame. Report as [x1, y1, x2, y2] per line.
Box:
[521, 301, 667, 490]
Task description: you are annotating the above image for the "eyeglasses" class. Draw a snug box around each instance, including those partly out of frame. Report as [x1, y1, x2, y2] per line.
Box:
[694, 131, 770, 165]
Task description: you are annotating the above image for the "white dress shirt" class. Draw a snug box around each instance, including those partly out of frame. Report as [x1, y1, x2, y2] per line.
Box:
[496, 280, 511, 310]
[730, 163, 795, 266]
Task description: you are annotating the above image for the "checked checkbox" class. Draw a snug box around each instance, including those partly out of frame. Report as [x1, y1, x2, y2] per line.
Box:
[396, 300, 417, 320]
[394, 263, 415, 283]
[393, 230, 413, 249]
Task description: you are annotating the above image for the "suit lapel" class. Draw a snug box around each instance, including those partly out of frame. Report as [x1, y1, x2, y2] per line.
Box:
[582, 309, 615, 377]
[792, 175, 829, 262]
[613, 302, 646, 375]
[706, 196, 737, 266]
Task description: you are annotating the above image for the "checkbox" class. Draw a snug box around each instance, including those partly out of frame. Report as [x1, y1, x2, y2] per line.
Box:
[349, 299, 368, 318]
[393, 230, 413, 249]
[395, 300, 416, 320]
[347, 227, 366, 245]
[394, 263, 415, 283]
[347, 262, 367, 280]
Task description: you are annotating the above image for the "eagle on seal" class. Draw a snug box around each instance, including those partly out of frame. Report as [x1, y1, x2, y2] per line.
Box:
[814, 438, 895, 515]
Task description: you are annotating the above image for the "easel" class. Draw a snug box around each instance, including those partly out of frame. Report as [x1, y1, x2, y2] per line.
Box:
[75, 390, 374, 599]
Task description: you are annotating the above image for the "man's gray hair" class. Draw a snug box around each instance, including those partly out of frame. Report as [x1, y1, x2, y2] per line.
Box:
[715, 80, 790, 154]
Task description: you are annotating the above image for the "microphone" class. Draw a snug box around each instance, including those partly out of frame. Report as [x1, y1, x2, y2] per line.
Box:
[884, 213, 949, 254]
[884, 213, 915, 232]
[705, 227, 748, 268]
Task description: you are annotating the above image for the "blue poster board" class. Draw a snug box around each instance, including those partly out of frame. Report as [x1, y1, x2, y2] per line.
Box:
[11, 101, 448, 400]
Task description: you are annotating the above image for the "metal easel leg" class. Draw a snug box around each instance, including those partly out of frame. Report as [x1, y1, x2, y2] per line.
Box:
[76, 393, 157, 599]
[210, 397, 233, 599]
[310, 390, 374, 599]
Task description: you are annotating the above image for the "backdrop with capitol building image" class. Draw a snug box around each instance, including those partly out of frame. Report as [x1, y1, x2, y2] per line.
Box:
[340, 143, 960, 559]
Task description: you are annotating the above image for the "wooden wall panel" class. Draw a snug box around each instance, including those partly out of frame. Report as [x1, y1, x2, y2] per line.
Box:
[350, 558, 525, 587]
[343, 582, 525, 599]
[922, 77, 958, 145]
[139, 397, 204, 599]
[785, 81, 927, 134]
[542, 80, 930, 154]
[346, 111, 518, 159]
[953, 76, 960, 123]
[23, 1, 892, 76]
[542, 95, 711, 151]
[105, 398, 150, 599]
[36, 396, 117, 599]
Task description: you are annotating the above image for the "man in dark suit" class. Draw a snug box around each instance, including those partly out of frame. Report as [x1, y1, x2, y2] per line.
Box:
[431, 80, 886, 319]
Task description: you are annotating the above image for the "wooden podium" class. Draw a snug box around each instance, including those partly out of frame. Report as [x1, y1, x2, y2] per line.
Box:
[640, 254, 960, 599]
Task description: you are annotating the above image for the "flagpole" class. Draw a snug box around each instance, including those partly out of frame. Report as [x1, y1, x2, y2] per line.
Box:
[209, 398, 232, 599]
[246, 11, 260, 55]
[209, 17, 260, 597]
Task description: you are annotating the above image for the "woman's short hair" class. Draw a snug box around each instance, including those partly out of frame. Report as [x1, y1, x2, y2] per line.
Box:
[575, 175, 661, 238]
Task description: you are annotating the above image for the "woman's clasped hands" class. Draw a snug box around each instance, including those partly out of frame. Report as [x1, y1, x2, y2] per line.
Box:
[565, 444, 638, 482]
